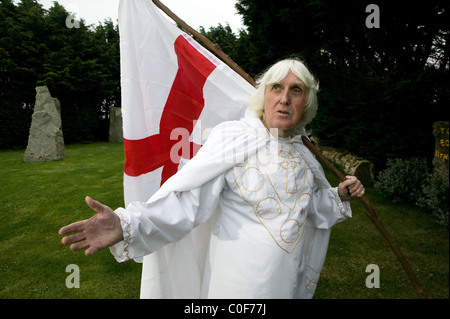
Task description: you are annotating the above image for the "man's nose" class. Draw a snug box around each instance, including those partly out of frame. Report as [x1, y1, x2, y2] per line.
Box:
[279, 89, 291, 105]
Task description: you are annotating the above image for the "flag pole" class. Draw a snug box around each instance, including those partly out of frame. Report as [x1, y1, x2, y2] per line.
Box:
[151, 0, 428, 299]
[151, 0, 256, 87]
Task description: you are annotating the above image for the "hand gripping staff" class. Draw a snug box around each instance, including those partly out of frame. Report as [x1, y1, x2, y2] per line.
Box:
[151, 0, 428, 299]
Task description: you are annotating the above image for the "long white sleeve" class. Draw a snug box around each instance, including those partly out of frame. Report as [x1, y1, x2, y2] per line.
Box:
[110, 174, 225, 262]
[306, 185, 352, 229]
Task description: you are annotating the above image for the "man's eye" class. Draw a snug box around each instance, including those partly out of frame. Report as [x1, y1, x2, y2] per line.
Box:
[272, 84, 281, 91]
[292, 88, 302, 95]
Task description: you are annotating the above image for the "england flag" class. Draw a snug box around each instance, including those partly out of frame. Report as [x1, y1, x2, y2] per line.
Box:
[118, 0, 255, 298]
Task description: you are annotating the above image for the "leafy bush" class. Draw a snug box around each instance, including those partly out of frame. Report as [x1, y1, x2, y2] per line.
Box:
[375, 157, 449, 227]
[417, 172, 449, 228]
[374, 158, 428, 202]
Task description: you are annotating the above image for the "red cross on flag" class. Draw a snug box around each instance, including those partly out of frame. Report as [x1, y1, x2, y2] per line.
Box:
[119, 0, 255, 206]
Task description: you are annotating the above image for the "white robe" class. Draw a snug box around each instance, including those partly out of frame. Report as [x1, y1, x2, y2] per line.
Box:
[110, 111, 352, 298]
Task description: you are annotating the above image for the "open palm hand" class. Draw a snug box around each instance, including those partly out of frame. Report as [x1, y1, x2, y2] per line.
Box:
[59, 196, 123, 256]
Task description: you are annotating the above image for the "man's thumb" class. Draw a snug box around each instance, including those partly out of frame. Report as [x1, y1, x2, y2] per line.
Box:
[85, 196, 107, 214]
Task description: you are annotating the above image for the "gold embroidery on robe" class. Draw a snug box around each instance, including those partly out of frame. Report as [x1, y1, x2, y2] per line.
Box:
[231, 144, 314, 253]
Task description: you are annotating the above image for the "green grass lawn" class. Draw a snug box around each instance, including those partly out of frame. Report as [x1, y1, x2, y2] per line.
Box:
[0, 142, 448, 299]
[0, 142, 141, 299]
[318, 167, 449, 299]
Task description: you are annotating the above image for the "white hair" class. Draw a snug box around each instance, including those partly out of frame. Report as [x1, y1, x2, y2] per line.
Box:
[247, 58, 319, 135]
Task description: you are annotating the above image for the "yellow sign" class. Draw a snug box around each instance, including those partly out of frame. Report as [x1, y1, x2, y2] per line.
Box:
[435, 126, 449, 160]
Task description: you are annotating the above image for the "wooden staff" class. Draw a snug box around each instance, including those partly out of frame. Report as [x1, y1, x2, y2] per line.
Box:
[151, 0, 428, 299]
[301, 137, 428, 299]
[151, 0, 256, 87]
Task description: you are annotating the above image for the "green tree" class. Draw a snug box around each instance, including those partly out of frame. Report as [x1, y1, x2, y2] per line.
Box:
[234, 0, 449, 170]
[0, 0, 121, 148]
[0, 0, 45, 148]
[198, 23, 254, 78]
[199, 23, 237, 57]
[39, 2, 112, 143]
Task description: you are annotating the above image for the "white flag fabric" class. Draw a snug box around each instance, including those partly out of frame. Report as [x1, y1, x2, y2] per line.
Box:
[118, 0, 255, 298]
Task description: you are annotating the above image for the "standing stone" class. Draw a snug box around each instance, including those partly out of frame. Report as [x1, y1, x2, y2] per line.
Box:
[432, 121, 449, 178]
[108, 106, 123, 143]
[24, 86, 65, 162]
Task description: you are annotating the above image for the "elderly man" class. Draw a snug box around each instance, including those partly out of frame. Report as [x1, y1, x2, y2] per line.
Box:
[60, 58, 364, 298]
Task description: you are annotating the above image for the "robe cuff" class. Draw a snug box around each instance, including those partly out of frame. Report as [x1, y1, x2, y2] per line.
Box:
[109, 208, 132, 263]
[332, 187, 352, 219]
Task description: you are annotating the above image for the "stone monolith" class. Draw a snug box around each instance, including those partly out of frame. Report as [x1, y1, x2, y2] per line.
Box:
[23, 86, 65, 162]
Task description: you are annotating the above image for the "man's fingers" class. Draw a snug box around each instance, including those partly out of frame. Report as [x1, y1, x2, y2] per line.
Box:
[339, 177, 356, 193]
[66, 238, 98, 257]
[356, 183, 365, 197]
[85, 246, 99, 257]
[59, 220, 86, 235]
[59, 196, 103, 236]
[340, 176, 354, 187]
[346, 177, 365, 197]
[339, 176, 365, 199]
[348, 182, 360, 193]
[61, 231, 85, 245]
[70, 240, 90, 252]
[60, 196, 119, 257]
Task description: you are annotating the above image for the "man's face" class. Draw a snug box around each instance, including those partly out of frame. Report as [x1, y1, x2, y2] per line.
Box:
[262, 71, 308, 138]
